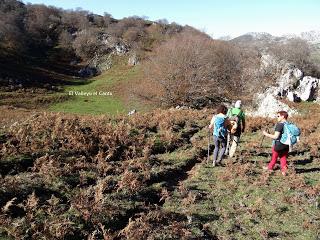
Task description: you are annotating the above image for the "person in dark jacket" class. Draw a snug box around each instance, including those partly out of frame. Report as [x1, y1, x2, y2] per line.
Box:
[262, 111, 289, 176]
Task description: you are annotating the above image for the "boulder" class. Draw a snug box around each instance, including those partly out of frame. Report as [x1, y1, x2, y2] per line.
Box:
[276, 68, 302, 97]
[128, 109, 137, 116]
[287, 91, 300, 102]
[128, 54, 139, 66]
[251, 88, 298, 117]
[316, 88, 320, 103]
[295, 76, 319, 101]
[115, 43, 128, 55]
[259, 54, 319, 103]
[78, 66, 98, 78]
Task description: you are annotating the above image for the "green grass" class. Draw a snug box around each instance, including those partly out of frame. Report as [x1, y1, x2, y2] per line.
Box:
[49, 59, 151, 115]
[161, 129, 320, 239]
[164, 165, 319, 239]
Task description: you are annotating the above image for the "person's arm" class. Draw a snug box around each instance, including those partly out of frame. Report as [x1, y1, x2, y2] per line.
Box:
[263, 130, 280, 140]
[208, 115, 215, 129]
[241, 111, 245, 132]
[241, 118, 245, 132]
[227, 109, 231, 117]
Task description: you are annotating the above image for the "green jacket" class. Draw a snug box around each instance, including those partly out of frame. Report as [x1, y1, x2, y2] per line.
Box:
[227, 108, 245, 121]
[227, 107, 246, 133]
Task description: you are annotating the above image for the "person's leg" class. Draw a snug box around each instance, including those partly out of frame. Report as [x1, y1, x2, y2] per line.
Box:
[229, 135, 239, 158]
[279, 150, 289, 175]
[213, 136, 220, 165]
[268, 146, 279, 170]
[217, 138, 227, 163]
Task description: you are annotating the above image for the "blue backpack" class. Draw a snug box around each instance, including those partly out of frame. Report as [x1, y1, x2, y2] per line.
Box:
[214, 116, 227, 139]
[280, 122, 301, 146]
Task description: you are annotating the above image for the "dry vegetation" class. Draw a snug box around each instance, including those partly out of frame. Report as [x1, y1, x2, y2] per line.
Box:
[0, 108, 209, 239]
[140, 31, 261, 108]
[0, 104, 319, 239]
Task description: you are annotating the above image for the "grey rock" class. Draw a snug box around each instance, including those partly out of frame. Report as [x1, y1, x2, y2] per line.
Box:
[295, 76, 319, 101]
[128, 54, 139, 66]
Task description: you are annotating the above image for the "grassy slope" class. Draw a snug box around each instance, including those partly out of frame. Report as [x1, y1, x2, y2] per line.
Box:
[0, 105, 319, 239]
[49, 57, 152, 115]
[164, 134, 319, 239]
[161, 106, 320, 239]
[1, 48, 152, 115]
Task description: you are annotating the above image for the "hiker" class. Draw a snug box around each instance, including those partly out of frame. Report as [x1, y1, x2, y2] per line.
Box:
[226, 100, 246, 158]
[208, 104, 230, 166]
[262, 111, 290, 176]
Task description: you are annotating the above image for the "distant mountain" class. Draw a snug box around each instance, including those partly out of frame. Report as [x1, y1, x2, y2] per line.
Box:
[231, 30, 320, 44]
[242, 32, 274, 40]
[299, 30, 320, 43]
[230, 32, 282, 45]
[229, 32, 284, 51]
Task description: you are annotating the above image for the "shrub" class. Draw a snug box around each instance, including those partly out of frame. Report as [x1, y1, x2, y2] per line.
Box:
[141, 31, 247, 107]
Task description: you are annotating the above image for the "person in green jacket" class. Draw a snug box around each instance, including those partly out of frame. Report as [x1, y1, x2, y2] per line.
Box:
[226, 100, 246, 158]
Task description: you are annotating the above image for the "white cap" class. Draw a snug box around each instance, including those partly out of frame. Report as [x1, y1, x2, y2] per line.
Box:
[235, 100, 241, 108]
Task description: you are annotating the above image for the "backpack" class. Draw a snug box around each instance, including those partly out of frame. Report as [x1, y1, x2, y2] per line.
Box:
[214, 116, 227, 139]
[228, 110, 242, 134]
[280, 122, 301, 148]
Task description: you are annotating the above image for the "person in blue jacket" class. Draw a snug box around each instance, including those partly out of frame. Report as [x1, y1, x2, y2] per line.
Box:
[209, 104, 229, 166]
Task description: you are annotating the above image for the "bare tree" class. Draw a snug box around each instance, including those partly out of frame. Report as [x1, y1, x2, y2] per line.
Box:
[60, 9, 90, 33]
[25, 4, 61, 46]
[72, 28, 102, 60]
[58, 30, 73, 50]
[270, 38, 314, 73]
[140, 31, 247, 107]
[0, 0, 26, 50]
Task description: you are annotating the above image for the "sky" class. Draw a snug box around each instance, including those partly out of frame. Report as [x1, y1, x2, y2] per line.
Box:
[22, 0, 320, 38]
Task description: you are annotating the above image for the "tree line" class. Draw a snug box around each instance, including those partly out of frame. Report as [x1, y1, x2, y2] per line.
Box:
[140, 31, 319, 108]
[0, 0, 183, 61]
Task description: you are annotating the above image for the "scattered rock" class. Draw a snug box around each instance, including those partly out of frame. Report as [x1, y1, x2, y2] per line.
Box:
[78, 66, 98, 78]
[128, 54, 139, 66]
[115, 43, 128, 55]
[128, 109, 137, 116]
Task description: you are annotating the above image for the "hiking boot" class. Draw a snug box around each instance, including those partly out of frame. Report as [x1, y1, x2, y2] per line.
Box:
[282, 167, 288, 176]
[212, 161, 216, 167]
[217, 162, 225, 167]
[262, 166, 272, 171]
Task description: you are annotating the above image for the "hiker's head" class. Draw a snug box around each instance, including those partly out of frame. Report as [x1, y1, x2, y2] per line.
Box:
[277, 111, 288, 121]
[216, 105, 228, 114]
[235, 100, 241, 108]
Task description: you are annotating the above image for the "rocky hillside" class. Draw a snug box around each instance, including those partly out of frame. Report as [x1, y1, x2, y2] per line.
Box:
[229, 31, 320, 117]
[0, 0, 190, 89]
[251, 53, 320, 117]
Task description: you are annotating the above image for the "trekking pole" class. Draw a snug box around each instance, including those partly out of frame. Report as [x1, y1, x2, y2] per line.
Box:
[259, 135, 265, 148]
[207, 128, 211, 164]
[259, 128, 269, 148]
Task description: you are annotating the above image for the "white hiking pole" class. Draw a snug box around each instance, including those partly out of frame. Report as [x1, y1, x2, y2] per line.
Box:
[207, 129, 210, 164]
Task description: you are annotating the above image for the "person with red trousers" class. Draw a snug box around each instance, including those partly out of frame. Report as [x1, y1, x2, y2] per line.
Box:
[262, 111, 289, 176]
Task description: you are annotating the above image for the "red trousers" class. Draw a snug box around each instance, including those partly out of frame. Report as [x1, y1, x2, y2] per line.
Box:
[268, 146, 288, 172]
